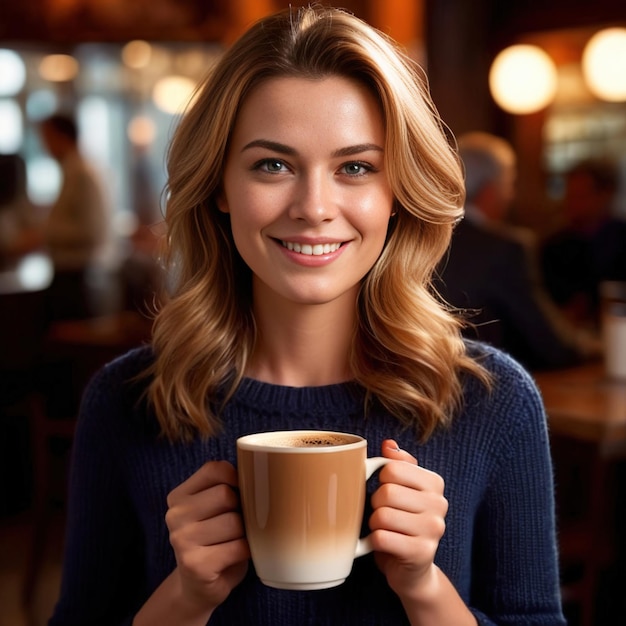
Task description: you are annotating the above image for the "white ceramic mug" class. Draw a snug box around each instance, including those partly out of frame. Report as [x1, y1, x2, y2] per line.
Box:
[236, 430, 390, 590]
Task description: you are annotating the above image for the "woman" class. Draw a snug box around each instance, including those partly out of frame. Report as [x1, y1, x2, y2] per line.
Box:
[50, 6, 566, 625]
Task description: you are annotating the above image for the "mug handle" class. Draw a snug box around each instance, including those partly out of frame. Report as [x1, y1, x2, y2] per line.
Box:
[354, 456, 392, 558]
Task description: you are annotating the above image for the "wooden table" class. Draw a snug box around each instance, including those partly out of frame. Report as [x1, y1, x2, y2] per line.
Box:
[534, 360, 626, 457]
[43, 310, 153, 414]
[533, 360, 626, 626]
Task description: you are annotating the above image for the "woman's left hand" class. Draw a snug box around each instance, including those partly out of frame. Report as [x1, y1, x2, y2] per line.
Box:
[369, 439, 448, 601]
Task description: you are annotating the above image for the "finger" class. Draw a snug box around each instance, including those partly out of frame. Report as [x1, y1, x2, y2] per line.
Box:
[370, 527, 440, 564]
[382, 439, 418, 465]
[169, 510, 249, 567]
[168, 461, 238, 505]
[380, 507, 446, 542]
[370, 506, 419, 536]
[379, 460, 445, 494]
[194, 482, 241, 519]
[166, 481, 241, 530]
[177, 536, 251, 580]
[200, 511, 247, 547]
[371, 480, 447, 515]
[188, 461, 239, 495]
[173, 510, 247, 550]
[369, 489, 448, 524]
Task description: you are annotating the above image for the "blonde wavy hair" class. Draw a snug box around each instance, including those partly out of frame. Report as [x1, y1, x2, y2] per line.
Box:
[148, 5, 489, 442]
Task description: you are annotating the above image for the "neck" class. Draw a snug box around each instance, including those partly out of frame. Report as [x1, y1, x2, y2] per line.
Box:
[247, 289, 358, 387]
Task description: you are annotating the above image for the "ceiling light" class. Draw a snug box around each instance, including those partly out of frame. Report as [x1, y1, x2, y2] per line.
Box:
[582, 28, 626, 102]
[489, 44, 558, 114]
[39, 54, 79, 82]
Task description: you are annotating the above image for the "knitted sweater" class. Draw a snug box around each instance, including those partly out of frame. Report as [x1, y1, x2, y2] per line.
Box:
[49, 343, 566, 625]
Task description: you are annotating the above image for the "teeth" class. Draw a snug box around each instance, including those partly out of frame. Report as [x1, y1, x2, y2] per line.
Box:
[282, 241, 341, 255]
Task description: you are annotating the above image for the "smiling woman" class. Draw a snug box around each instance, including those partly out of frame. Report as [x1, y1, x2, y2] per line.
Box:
[49, 6, 566, 626]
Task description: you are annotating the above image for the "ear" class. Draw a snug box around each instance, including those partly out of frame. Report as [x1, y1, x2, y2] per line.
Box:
[216, 191, 230, 214]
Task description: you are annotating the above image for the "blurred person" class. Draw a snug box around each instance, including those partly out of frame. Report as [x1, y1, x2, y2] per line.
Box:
[39, 113, 116, 320]
[0, 153, 43, 262]
[437, 131, 599, 371]
[118, 144, 166, 316]
[50, 8, 565, 626]
[541, 158, 626, 326]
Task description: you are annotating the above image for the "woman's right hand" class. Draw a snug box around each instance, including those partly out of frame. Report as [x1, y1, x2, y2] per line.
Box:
[164, 460, 250, 618]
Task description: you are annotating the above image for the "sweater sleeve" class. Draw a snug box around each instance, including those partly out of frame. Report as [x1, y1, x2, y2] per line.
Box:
[48, 363, 144, 626]
[469, 362, 566, 625]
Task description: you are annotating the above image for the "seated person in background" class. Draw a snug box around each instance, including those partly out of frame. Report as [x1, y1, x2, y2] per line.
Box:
[39, 113, 117, 321]
[541, 158, 626, 327]
[437, 131, 599, 371]
[0, 153, 43, 263]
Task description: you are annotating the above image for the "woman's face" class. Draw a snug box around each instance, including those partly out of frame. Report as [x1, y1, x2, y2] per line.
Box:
[219, 75, 394, 310]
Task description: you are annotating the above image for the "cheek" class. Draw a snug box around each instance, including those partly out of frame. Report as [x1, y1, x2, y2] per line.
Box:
[227, 184, 284, 225]
[353, 194, 394, 243]
[229, 213, 258, 254]
[227, 192, 276, 260]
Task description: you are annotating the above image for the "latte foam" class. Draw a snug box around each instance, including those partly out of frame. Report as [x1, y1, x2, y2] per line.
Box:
[238, 430, 362, 451]
[269, 434, 351, 448]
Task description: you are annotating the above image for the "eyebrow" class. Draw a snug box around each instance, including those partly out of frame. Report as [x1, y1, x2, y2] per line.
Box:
[241, 139, 383, 157]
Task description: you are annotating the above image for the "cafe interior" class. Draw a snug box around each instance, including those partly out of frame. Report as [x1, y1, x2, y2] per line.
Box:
[1, 0, 625, 624]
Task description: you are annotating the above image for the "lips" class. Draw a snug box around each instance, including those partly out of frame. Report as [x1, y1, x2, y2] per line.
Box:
[280, 241, 342, 256]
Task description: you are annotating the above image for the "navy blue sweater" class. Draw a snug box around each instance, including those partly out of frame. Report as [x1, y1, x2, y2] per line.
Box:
[49, 343, 566, 625]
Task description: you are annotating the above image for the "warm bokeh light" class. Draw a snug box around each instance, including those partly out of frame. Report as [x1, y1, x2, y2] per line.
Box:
[127, 115, 156, 146]
[489, 44, 558, 114]
[122, 40, 152, 69]
[582, 27, 626, 102]
[39, 54, 79, 82]
[152, 75, 197, 115]
[0, 49, 26, 96]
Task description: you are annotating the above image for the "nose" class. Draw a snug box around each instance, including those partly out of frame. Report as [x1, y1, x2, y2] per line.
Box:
[288, 171, 338, 225]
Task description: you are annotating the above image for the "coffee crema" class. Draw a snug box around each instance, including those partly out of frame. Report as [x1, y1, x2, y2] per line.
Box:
[268, 434, 352, 448]
[238, 430, 362, 450]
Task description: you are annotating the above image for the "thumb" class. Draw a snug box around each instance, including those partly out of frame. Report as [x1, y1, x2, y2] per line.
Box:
[381, 439, 418, 465]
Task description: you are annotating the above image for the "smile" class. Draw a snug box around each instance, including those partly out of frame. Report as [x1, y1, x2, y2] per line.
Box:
[280, 241, 342, 255]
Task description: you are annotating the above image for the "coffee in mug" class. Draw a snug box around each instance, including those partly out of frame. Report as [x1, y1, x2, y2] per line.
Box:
[236, 430, 390, 590]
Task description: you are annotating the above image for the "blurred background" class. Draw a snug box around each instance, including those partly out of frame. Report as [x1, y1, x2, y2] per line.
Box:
[1, 1, 625, 625]
[1, 0, 625, 238]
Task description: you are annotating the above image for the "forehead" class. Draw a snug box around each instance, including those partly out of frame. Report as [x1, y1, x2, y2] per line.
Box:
[229, 75, 385, 144]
